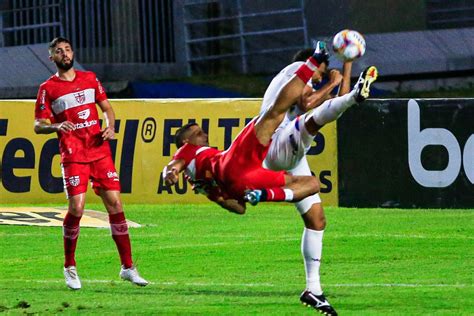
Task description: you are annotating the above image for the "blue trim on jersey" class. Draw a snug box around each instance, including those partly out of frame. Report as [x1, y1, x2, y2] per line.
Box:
[295, 116, 300, 131]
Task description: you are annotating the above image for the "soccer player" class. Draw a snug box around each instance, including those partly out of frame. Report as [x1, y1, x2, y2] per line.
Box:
[163, 44, 332, 214]
[34, 37, 148, 290]
[256, 46, 378, 315]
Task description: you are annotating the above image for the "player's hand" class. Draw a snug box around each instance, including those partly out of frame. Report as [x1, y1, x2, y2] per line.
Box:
[101, 126, 115, 140]
[56, 121, 75, 132]
[164, 168, 179, 186]
[328, 69, 343, 85]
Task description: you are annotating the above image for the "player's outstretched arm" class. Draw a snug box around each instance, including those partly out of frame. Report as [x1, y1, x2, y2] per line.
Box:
[206, 186, 246, 215]
[302, 69, 342, 112]
[163, 159, 185, 186]
[217, 198, 246, 215]
[338, 60, 353, 96]
[34, 118, 74, 134]
[98, 100, 116, 140]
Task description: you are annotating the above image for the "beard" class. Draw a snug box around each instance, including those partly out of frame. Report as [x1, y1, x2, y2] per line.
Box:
[55, 58, 74, 71]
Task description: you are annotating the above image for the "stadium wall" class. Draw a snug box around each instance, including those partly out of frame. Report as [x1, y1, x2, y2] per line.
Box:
[0, 99, 338, 206]
[338, 99, 474, 208]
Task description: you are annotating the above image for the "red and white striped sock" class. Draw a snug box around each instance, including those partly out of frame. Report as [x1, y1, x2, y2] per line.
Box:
[63, 212, 81, 268]
[109, 212, 133, 268]
[259, 188, 294, 202]
[295, 56, 320, 83]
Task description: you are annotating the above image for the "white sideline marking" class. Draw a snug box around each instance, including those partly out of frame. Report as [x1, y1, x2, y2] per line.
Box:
[336, 233, 474, 240]
[1, 279, 470, 288]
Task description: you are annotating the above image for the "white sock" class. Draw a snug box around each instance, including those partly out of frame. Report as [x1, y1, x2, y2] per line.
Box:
[310, 92, 356, 126]
[301, 227, 324, 295]
[284, 189, 294, 201]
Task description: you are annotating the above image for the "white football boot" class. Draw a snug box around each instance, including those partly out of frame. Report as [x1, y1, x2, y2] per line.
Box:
[119, 265, 149, 286]
[64, 266, 81, 290]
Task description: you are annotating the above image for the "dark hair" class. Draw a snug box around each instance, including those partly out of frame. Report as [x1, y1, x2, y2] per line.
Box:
[292, 48, 314, 62]
[48, 37, 73, 55]
[175, 122, 198, 148]
[292, 48, 329, 66]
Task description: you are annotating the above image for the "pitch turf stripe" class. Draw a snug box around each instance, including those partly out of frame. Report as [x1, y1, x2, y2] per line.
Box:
[1, 233, 473, 241]
[2, 279, 470, 288]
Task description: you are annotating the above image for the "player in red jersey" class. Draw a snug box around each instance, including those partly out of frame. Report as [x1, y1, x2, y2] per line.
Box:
[34, 37, 147, 290]
[163, 43, 330, 214]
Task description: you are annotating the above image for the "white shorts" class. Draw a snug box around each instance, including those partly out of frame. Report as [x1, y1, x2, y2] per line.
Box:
[264, 116, 311, 171]
[263, 116, 321, 214]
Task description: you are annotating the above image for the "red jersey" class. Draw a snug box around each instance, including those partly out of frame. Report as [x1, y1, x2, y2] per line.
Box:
[173, 143, 221, 184]
[35, 70, 111, 163]
[172, 120, 286, 200]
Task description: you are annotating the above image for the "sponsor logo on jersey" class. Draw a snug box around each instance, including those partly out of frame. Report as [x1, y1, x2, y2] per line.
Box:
[107, 171, 119, 181]
[77, 109, 90, 120]
[74, 91, 86, 104]
[40, 89, 46, 104]
[74, 119, 97, 130]
[96, 78, 105, 95]
[68, 176, 80, 187]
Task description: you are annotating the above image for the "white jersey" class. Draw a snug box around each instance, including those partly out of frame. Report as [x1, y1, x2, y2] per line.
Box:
[259, 62, 311, 132]
[261, 61, 321, 214]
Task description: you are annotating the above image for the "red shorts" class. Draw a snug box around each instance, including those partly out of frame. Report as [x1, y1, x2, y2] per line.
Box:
[217, 119, 286, 197]
[61, 155, 121, 198]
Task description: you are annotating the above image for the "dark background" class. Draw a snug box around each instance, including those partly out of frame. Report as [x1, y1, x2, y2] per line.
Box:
[338, 99, 474, 208]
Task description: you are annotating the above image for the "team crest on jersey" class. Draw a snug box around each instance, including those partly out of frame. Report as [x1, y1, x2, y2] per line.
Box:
[77, 109, 90, 120]
[74, 91, 86, 104]
[68, 176, 80, 187]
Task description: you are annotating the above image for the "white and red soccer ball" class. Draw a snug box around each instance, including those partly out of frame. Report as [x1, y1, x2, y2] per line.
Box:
[332, 29, 366, 61]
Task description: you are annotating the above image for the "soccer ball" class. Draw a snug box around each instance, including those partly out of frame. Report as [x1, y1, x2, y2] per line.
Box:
[332, 29, 366, 61]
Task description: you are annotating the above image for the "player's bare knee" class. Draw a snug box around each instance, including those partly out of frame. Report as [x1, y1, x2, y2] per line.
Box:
[100, 190, 123, 214]
[308, 176, 320, 195]
[104, 198, 123, 214]
[303, 216, 326, 231]
[302, 204, 326, 230]
[69, 202, 84, 217]
[313, 215, 326, 230]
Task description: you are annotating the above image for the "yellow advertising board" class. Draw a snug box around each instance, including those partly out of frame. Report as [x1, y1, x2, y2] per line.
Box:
[0, 99, 338, 205]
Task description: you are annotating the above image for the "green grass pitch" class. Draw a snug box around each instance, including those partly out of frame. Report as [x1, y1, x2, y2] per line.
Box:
[0, 204, 472, 315]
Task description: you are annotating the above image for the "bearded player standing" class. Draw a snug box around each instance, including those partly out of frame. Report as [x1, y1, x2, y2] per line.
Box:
[34, 37, 148, 290]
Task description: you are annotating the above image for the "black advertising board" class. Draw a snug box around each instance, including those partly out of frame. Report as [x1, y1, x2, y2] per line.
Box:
[337, 99, 474, 208]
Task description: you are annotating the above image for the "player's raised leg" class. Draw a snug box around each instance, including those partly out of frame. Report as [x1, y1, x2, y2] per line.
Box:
[244, 174, 320, 205]
[254, 42, 330, 146]
[304, 65, 378, 135]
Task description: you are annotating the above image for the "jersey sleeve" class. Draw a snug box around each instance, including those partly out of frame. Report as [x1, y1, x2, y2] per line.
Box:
[93, 73, 108, 103]
[34, 84, 53, 120]
[173, 143, 197, 167]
